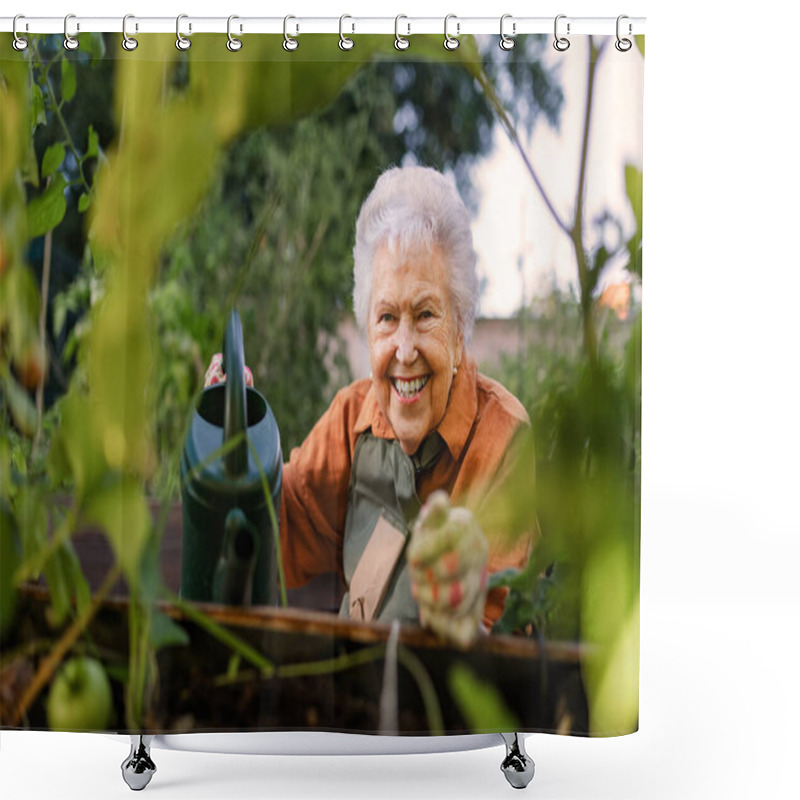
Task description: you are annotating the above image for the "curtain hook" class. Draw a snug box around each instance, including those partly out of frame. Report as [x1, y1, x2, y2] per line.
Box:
[12, 15, 28, 51]
[339, 14, 354, 51]
[394, 15, 410, 51]
[121, 14, 138, 51]
[176, 14, 191, 50]
[616, 15, 633, 52]
[443, 14, 460, 51]
[283, 15, 299, 51]
[499, 14, 515, 51]
[553, 14, 570, 52]
[64, 13, 79, 51]
[227, 15, 243, 51]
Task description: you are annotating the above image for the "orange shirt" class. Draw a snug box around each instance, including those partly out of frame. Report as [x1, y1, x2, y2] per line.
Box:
[278, 354, 534, 631]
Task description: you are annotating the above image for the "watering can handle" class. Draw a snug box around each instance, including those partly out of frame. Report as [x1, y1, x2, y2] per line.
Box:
[222, 309, 248, 476]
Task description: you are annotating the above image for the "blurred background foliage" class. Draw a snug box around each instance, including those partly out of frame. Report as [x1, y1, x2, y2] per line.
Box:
[1, 31, 640, 735]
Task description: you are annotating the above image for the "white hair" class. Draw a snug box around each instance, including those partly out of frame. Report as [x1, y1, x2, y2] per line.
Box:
[352, 166, 478, 342]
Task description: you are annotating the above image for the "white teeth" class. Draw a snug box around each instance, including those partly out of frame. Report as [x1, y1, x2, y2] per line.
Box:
[393, 376, 429, 398]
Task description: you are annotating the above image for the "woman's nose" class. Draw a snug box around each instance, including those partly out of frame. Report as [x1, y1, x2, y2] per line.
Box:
[394, 320, 418, 364]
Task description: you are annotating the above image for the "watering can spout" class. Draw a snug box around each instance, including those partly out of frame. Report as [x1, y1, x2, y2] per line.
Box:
[222, 309, 248, 478]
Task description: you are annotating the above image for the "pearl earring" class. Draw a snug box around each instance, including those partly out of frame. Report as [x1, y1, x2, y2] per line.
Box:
[452, 366, 458, 376]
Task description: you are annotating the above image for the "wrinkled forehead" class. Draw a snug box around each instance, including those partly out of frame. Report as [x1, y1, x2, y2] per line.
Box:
[370, 240, 453, 304]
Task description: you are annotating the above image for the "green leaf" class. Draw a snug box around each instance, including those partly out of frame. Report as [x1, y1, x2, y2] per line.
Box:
[52, 298, 67, 341]
[48, 389, 106, 499]
[43, 545, 71, 627]
[138, 531, 162, 605]
[64, 538, 91, 618]
[86, 125, 99, 159]
[31, 83, 47, 129]
[61, 58, 76, 104]
[0, 372, 37, 436]
[11, 486, 48, 567]
[78, 193, 91, 213]
[42, 142, 66, 179]
[448, 663, 520, 732]
[83, 476, 151, 584]
[635, 35, 644, 57]
[43, 540, 88, 627]
[26, 173, 67, 239]
[150, 610, 189, 650]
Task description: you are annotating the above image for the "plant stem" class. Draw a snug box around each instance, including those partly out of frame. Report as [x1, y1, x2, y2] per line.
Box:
[275, 644, 386, 679]
[246, 436, 288, 608]
[33, 228, 53, 453]
[7, 564, 121, 728]
[41, 73, 90, 193]
[571, 36, 602, 370]
[168, 593, 275, 676]
[206, 641, 445, 735]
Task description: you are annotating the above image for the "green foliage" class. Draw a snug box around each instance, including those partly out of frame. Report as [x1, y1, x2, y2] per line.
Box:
[1, 31, 572, 733]
[0, 502, 21, 638]
[4, 30, 530, 730]
[479, 38, 643, 734]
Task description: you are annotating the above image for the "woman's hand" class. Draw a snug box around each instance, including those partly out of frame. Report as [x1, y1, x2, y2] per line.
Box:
[204, 353, 254, 388]
[408, 490, 489, 648]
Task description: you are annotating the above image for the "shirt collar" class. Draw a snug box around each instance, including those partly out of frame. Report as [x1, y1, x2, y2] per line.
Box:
[354, 354, 478, 462]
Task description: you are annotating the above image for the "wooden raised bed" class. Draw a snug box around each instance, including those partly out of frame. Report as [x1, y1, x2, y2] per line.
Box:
[3, 503, 589, 736]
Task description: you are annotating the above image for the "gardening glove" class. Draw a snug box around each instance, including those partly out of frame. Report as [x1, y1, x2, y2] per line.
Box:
[408, 490, 489, 648]
[204, 353, 254, 388]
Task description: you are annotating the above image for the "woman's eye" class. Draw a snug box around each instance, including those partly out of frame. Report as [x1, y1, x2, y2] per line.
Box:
[379, 312, 394, 323]
[419, 310, 433, 319]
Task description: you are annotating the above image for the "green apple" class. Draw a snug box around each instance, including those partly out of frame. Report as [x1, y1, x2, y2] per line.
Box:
[46, 656, 113, 731]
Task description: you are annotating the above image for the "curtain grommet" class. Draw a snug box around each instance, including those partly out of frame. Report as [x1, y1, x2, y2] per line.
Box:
[121, 14, 138, 51]
[283, 15, 299, 51]
[444, 14, 460, 51]
[12, 15, 28, 51]
[499, 14, 515, 51]
[553, 14, 570, 52]
[64, 13, 79, 51]
[339, 14, 355, 51]
[615, 15, 633, 52]
[394, 15, 410, 51]
[227, 15, 243, 52]
[176, 14, 191, 50]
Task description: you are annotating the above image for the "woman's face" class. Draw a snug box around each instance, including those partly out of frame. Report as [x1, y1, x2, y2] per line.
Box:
[367, 241, 463, 456]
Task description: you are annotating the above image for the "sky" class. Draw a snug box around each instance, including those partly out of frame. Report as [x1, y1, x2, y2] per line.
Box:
[471, 36, 644, 316]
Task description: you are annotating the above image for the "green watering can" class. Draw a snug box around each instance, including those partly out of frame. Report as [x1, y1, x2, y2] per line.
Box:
[180, 310, 283, 606]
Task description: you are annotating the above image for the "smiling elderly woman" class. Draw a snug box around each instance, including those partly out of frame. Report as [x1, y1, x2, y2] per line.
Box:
[271, 166, 533, 646]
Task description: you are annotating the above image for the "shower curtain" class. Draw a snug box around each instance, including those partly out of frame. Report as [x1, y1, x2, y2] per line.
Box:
[0, 25, 643, 740]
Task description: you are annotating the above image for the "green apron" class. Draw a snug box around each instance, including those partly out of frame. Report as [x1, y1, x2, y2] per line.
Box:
[339, 430, 444, 623]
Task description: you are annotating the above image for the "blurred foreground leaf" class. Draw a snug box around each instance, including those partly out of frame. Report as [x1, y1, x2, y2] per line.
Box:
[449, 662, 520, 732]
[83, 476, 151, 585]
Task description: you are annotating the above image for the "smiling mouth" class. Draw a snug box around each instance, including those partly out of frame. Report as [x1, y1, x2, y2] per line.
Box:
[391, 375, 430, 399]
